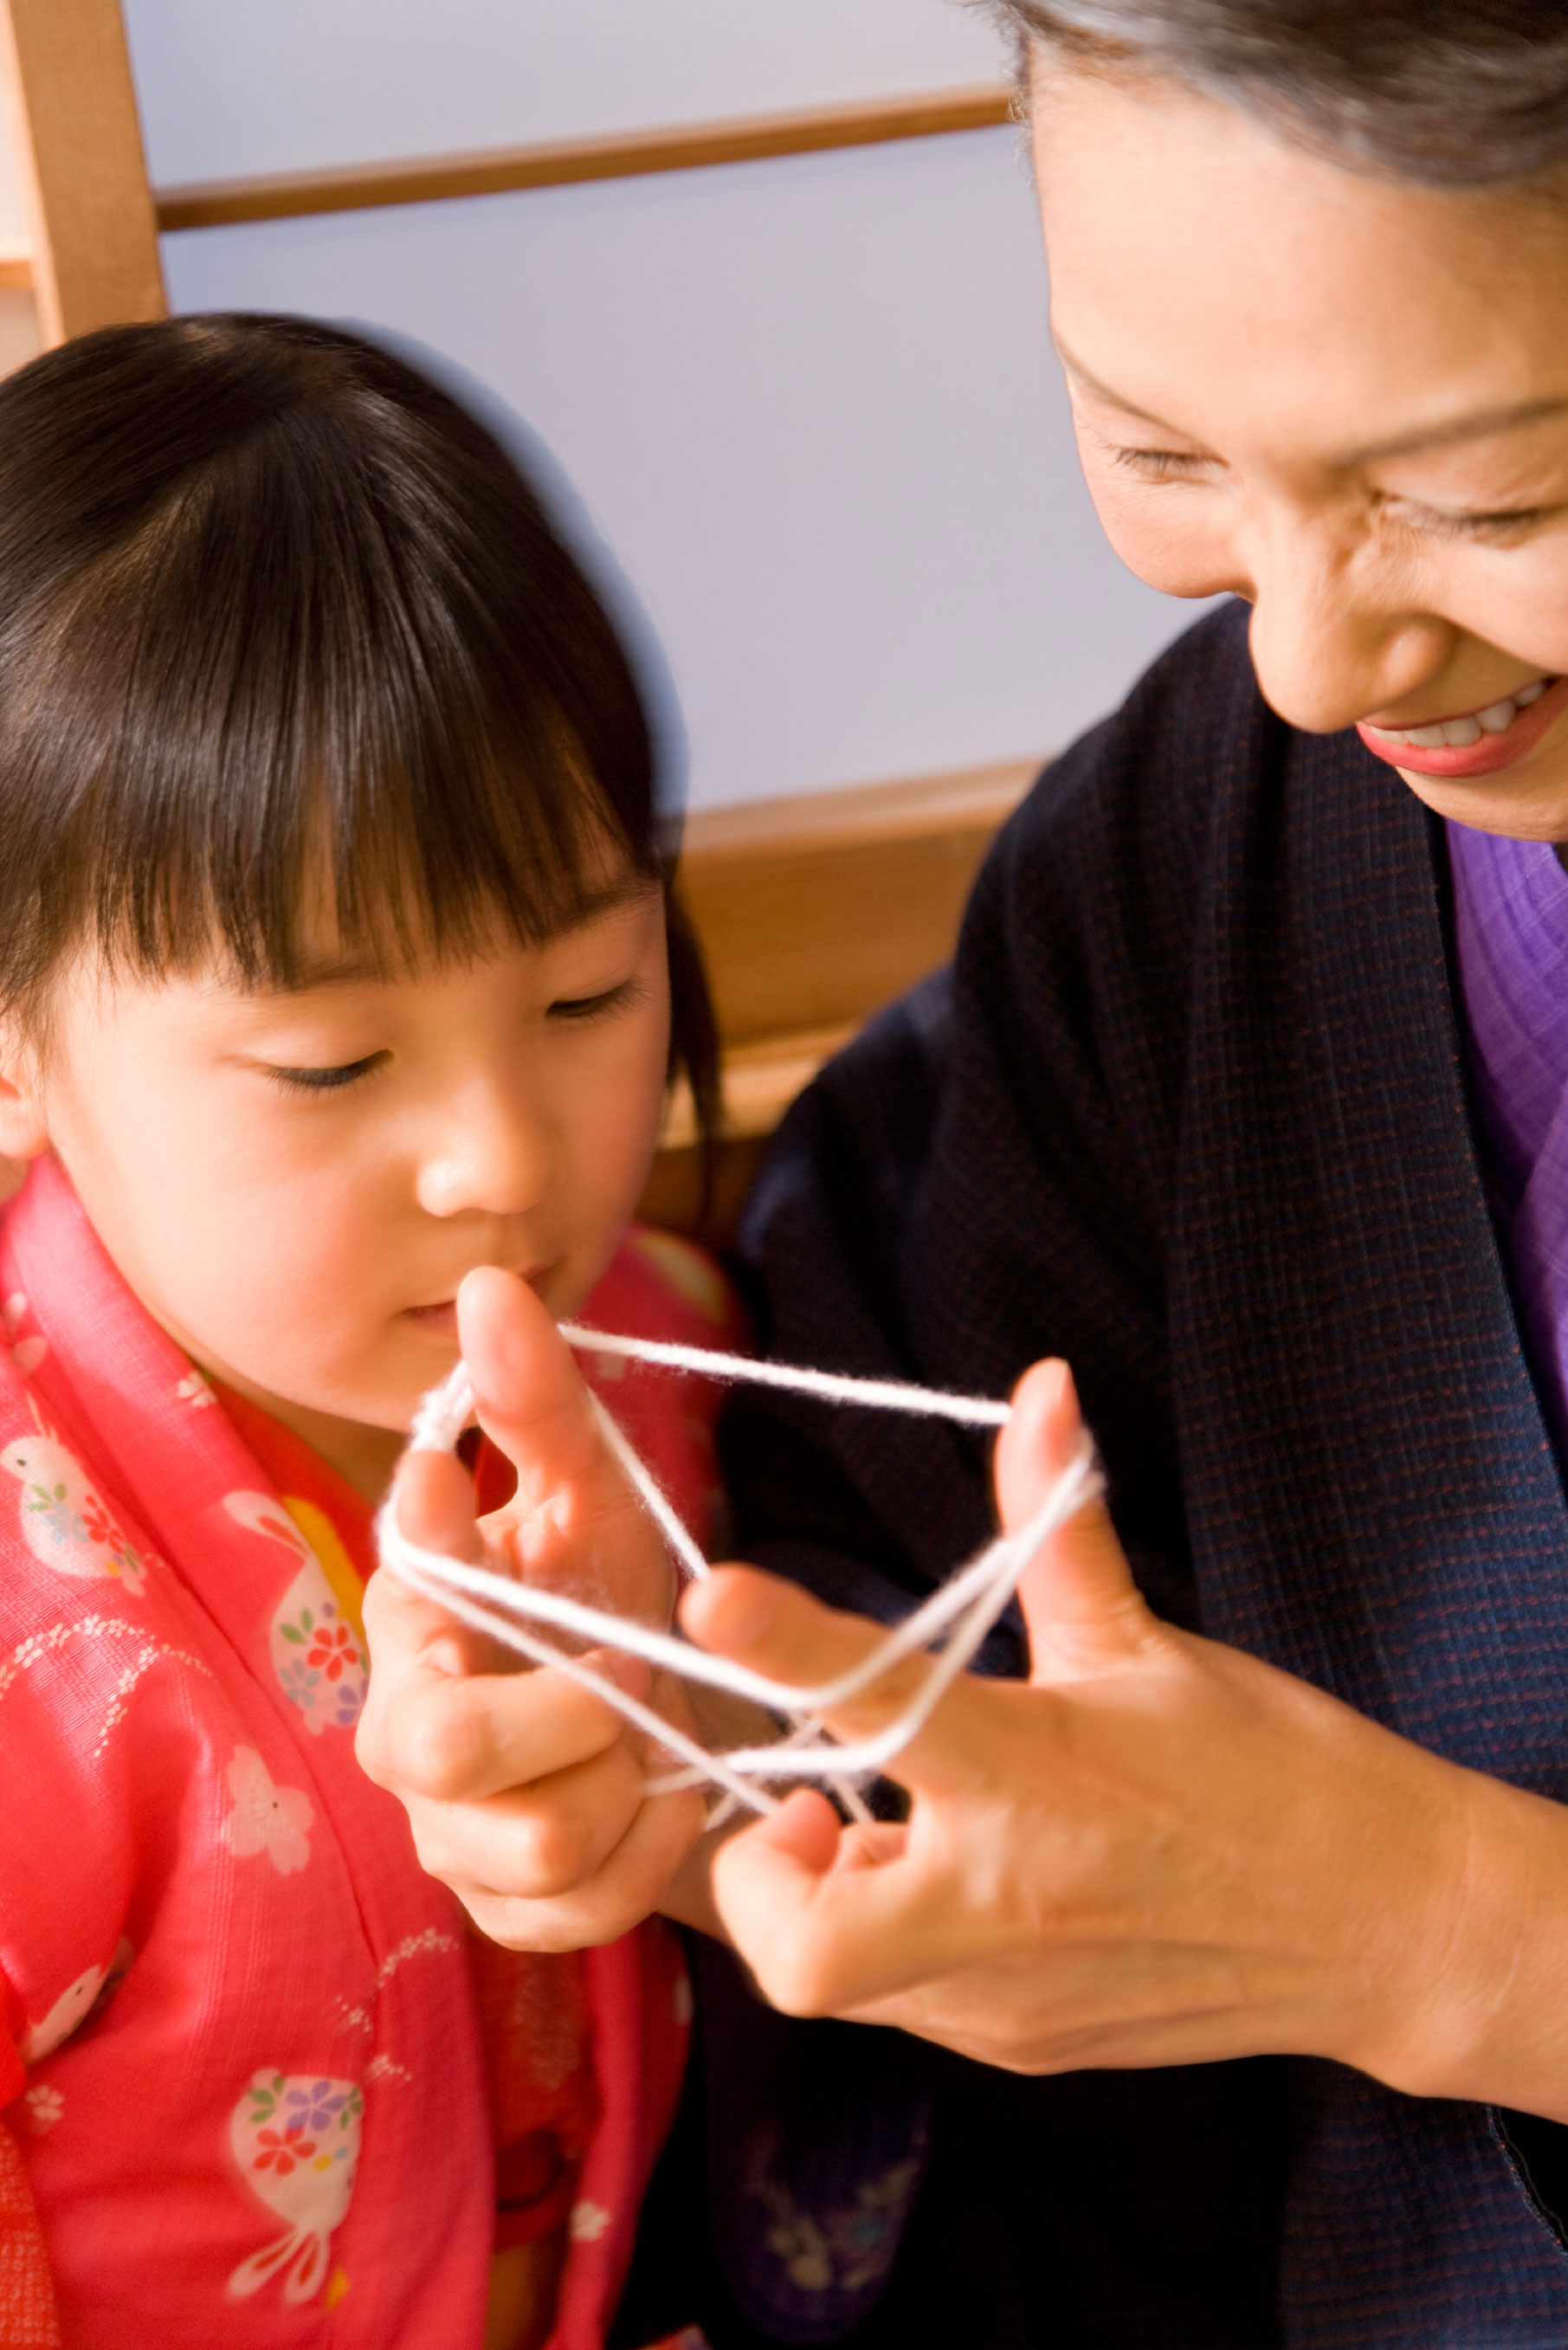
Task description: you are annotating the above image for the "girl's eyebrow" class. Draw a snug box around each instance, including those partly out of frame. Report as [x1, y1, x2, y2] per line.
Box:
[1055, 335, 1568, 468]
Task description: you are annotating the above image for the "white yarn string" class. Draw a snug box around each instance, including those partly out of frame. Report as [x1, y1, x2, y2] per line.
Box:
[380, 1331, 1100, 1808]
[560, 1326, 1011, 1429]
[587, 1391, 712, 1584]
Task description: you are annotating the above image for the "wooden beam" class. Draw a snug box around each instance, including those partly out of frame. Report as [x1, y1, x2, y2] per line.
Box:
[155, 85, 1014, 233]
[0, 0, 164, 344]
[678, 757, 1038, 1045]
[639, 757, 1042, 1243]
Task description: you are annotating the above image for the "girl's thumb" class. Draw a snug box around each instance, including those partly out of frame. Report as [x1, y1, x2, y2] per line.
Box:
[996, 1359, 1153, 1678]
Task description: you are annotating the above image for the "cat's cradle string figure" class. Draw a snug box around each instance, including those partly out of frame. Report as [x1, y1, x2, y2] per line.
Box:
[377, 1322, 1103, 1813]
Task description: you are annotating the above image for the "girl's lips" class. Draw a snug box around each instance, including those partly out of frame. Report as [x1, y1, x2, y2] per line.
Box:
[403, 1300, 458, 1340]
[403, 1265, 558, 1343]
[1357, 676, 1568, 779]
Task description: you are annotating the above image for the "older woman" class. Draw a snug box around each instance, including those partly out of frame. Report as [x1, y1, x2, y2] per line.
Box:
[362, 4, 1568, 2340]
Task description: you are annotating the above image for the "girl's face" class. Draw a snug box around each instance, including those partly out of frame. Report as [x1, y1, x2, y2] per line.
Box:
[1033, 61, 1568, 842]
[0, 877, 671, 1495]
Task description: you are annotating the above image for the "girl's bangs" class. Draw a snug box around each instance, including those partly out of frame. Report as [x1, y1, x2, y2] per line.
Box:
[0, 384, 655, 1000]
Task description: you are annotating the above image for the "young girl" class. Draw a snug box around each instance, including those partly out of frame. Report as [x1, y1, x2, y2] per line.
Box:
[0, 313, 738, 2349]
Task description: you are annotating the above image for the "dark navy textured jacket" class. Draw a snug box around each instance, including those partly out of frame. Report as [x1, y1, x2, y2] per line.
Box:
[664, 600, 1568, 2349]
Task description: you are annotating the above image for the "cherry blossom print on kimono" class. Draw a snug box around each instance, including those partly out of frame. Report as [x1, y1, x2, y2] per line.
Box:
[0, 1158, 702, 2348]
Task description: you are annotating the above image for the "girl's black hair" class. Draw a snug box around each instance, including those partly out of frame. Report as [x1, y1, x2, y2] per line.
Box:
[0, 310, 719, 1141]
[979, 1, 1568, 190]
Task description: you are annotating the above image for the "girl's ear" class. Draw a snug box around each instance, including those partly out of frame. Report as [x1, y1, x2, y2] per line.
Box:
[0, 1019, 50, 1162]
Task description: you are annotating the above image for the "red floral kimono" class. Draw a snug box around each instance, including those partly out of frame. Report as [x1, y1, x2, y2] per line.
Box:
[0, 1153, 739, 2347]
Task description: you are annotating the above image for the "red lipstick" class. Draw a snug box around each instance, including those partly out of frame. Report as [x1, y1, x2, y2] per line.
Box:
[1357, 676, 1568, 779]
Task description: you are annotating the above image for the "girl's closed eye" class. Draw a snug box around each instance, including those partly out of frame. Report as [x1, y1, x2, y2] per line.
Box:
[546, 976, 648, 1023]
[264, 1052, 388, 1095]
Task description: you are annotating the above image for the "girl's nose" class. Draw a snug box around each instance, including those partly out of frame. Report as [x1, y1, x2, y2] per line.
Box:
[1242, 520, 1455, 738]
[413, 1082, 554, 1222]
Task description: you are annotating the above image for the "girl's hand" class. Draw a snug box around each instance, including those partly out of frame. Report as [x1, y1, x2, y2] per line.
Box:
[685, 1361, 1568, 2117]
[355, 1267, 707, 1951]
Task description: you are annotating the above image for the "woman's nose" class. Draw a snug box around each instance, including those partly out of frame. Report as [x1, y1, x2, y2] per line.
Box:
[413, 1080, 554, 1221]
[1241, 517, 1455, 737]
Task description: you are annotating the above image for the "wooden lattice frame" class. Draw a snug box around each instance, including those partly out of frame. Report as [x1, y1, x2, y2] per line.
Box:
[0, 0, 164, 345]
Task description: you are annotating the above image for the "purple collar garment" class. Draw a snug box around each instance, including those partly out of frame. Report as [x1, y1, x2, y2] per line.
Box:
[1448, 816, 1568, 1458]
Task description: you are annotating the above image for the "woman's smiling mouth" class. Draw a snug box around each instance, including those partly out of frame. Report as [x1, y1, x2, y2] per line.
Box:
[1358, 676, 1568, 779]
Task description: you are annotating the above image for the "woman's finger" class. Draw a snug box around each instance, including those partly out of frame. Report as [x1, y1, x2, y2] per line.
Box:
[999, 1359, 1159, 1679]
[712, 1792, 974, 2015]
[679, 1566, 1010, 1801]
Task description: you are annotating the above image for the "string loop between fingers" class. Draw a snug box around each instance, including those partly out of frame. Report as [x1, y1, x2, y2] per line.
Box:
[378, 1329, 1100, 1804]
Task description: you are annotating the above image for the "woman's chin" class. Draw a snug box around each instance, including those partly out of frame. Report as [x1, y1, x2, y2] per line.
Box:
[1391, 757, 1568, 846]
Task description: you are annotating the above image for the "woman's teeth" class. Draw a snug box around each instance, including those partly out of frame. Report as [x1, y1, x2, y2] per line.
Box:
[1365, 677, 1551, 751]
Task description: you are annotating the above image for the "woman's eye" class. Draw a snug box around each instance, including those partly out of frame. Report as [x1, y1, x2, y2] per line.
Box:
[546, 978, 642, 1023]
[1398, 501, 1558, 546]
[265, 1054, 384, 1094]
[1107, 444, 1215, 484]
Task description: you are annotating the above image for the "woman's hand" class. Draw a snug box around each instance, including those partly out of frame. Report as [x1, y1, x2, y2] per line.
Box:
[685, 1361, 1568, 2116]
[355, 1266, 708, 1951]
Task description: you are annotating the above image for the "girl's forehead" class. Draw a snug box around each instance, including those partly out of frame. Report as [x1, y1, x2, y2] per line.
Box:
[1031, 65, 1568, 465]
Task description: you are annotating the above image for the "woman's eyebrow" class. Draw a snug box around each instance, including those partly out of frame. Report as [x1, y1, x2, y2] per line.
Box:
[1055, 339, 1184, 431]
[1341, 397, 1568, 465]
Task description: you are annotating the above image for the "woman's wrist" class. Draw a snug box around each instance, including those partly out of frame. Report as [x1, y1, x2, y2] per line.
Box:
[1330, 1735, 1568, 2120]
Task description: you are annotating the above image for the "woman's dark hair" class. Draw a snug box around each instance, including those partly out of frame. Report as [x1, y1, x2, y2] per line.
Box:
[0, 310, 719, 1142]
[977, 2, 1568, 189]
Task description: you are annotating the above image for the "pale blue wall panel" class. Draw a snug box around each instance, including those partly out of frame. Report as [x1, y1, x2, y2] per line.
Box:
[162, 130, 1208, 811]
[126, 0, 1007, 184]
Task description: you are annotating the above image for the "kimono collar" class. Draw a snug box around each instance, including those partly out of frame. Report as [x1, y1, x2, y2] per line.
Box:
[1448, 817, 1568, 1458]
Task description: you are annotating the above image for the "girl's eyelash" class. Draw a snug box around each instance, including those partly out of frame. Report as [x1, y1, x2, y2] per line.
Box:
[547, 978, 644, 1023]
[263, 982, 646, 1088]
[266, 1054, 384, 1095]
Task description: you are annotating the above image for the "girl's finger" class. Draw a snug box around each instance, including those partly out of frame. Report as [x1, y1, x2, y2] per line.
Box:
[405, 1739, 652, 1898]
[359, 1534, 493, 1688]
[357, 1627, 650, 1804]
[457, 1266, 674, 1617]
[393, 1444, 484, 1562]
[472, 1779, 711, 1955]
[369, 1449, 500, 1675]
[460, 1265, 605, 1507]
